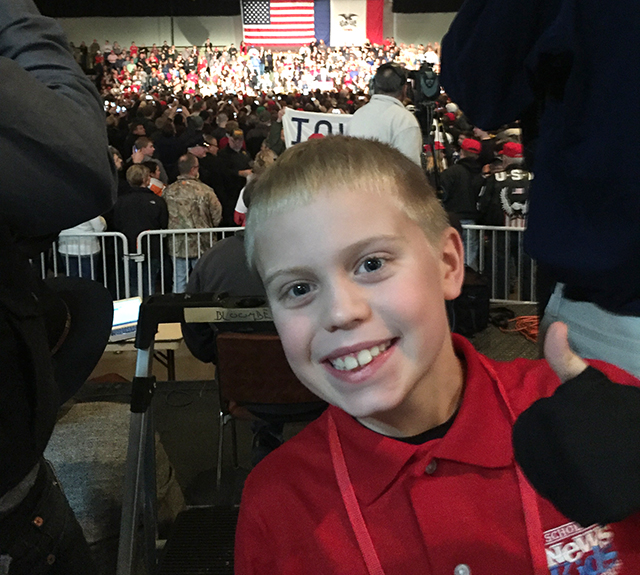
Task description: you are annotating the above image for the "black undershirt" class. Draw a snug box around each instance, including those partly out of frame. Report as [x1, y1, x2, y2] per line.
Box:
[394, 408, 459, 445]
[353, 409, 458, 444]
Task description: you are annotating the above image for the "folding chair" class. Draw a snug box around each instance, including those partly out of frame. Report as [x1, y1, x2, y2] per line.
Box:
[214, 331, 326, 487]
[116, 293, 280, 575]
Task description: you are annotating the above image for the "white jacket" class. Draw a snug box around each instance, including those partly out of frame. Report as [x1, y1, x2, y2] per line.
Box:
[57, 216, 106, 256]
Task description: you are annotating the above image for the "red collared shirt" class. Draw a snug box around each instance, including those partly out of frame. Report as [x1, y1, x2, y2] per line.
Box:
[235, 335, 640, 575]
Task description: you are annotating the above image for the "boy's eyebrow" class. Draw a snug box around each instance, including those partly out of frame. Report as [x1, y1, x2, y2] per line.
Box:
[339, 234, 405, 262]
[263, 266, 315, 290]
[262, 234, 406, 289]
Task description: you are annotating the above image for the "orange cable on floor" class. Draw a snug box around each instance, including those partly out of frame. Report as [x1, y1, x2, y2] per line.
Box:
[500, 315, 539, 343]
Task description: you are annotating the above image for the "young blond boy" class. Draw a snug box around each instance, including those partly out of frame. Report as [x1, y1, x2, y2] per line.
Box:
[235, 137, 640, 574]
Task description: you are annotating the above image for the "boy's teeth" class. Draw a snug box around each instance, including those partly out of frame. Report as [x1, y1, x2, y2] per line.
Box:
[357, 349, 373, 366]
[344, 356, 359, 370]
[333, 357, 346, 370]
[330, 343, 388, 371]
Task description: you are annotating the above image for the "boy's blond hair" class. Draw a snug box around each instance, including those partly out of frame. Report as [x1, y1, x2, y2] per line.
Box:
[244, 136, 449, 268]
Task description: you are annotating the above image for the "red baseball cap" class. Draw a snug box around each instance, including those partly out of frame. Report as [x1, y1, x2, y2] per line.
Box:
[461, 138, 481, 154]
[308, 133, 325, 140]
[501, 142, 524, 158]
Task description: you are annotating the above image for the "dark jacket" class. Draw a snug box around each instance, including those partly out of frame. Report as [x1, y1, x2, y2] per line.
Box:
[0, 0, 115, 496]
[113, 186, 168, 259]
[440, 157, 485, 219]
[441, 0, 640, 313]
[477, 164, 532, 226]
[182, 232, 265, 363]
[217, 147, 252, 226]
[0, 1, 116, 238]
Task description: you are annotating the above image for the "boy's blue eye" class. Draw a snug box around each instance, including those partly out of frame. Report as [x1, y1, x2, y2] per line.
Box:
[359, 257, 384, 273]
[289, 283, 311, 297]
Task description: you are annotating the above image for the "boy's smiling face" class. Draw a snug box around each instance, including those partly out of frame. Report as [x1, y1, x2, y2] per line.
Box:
[255, 186, 466, 435]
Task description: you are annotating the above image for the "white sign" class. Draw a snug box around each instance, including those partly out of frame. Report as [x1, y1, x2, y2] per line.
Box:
[282, 108, 353, 147]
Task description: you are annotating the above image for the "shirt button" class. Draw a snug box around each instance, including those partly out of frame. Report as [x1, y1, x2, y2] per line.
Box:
[425, 459, 438, 475]
[454, 565, 471, 575]
[32, 516, 44, 527]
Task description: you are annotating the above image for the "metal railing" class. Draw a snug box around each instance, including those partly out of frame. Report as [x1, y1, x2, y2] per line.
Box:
[39, 228, 240, 299]
[41, 226, 536, 304]
[134, 227, 240, 297]
[461, 224, 536, 304]
[37, 231, 132, 299]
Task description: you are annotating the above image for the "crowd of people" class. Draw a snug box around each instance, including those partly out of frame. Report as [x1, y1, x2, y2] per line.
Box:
[5, 0, 640, 573]
[69, 37, 440, 96]
[65, 37, 526, 302]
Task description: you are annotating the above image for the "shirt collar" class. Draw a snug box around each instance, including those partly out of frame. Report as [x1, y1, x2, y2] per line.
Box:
[370, 94, 404, 107]
[331, 335, 514, 505]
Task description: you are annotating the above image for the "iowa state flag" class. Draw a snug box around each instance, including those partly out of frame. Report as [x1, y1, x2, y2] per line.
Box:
[241, 0, 383, 47]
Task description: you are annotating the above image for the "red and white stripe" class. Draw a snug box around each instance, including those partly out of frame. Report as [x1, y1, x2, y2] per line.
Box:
[243, 1, 315, 46]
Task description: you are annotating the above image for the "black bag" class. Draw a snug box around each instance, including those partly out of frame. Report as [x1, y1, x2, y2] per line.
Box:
[452, 266, 490, 337]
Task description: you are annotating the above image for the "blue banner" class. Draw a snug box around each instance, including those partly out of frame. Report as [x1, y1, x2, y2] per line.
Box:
[314, 0, 331, 45]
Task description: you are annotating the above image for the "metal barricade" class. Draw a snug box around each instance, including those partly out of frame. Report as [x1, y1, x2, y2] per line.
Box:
[460, 224, 537, 304]
[39, 231, 132, 299]
[39, 226, 535, 305]
[134, 227, 242, 298]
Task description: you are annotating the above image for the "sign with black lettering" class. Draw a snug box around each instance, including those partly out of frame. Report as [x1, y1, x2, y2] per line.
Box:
[282, 108, 353, 147]
[184, 306, 273, 323]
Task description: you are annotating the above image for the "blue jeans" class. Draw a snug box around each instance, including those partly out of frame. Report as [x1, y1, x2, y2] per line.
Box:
[172, 257, 199, 293]
[0, 460, 95, 575]
[57, 254, 101, 282]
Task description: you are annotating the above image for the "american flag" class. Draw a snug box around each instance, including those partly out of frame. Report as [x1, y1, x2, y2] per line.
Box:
[242, 0, 315, 46]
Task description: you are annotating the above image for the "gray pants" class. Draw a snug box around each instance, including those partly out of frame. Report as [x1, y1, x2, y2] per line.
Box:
[541, 283, 640, 377]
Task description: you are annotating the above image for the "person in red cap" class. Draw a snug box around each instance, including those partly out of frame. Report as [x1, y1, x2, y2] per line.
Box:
[439, 138, 485, 270]
[477, 140, 534, 299]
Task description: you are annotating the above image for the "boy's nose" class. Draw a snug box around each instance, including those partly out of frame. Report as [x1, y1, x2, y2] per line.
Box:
[323, 277, 371, 332]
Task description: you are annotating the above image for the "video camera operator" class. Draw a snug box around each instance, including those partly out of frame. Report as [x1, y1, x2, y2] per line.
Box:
[0, 0, 116, 572]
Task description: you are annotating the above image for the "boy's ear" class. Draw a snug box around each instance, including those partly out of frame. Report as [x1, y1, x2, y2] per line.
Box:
[439, 227, 465, 301]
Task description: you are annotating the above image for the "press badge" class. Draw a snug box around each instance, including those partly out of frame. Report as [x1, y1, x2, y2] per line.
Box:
[544, 522, 620, 574]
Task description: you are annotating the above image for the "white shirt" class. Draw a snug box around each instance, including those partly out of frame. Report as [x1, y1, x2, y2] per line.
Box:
[346, 94, 422, 165]
[58, 216, 106, 256]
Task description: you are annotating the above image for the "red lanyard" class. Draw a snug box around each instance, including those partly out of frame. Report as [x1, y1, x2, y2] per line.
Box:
[327, 356, 550, 575]
[328, 412, 386, 575]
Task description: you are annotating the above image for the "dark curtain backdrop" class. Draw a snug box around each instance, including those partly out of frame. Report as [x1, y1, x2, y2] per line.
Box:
[35, 1, 462, 18]
[34, 1, 242, 18]
[393, 0, 464, 12]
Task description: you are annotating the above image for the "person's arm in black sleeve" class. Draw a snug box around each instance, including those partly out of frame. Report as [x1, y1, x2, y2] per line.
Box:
[0, 0, 116, 237]
[513, 322, 640, 526]
[440, 0, 562, 130]
[513, 368, 640, 526]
